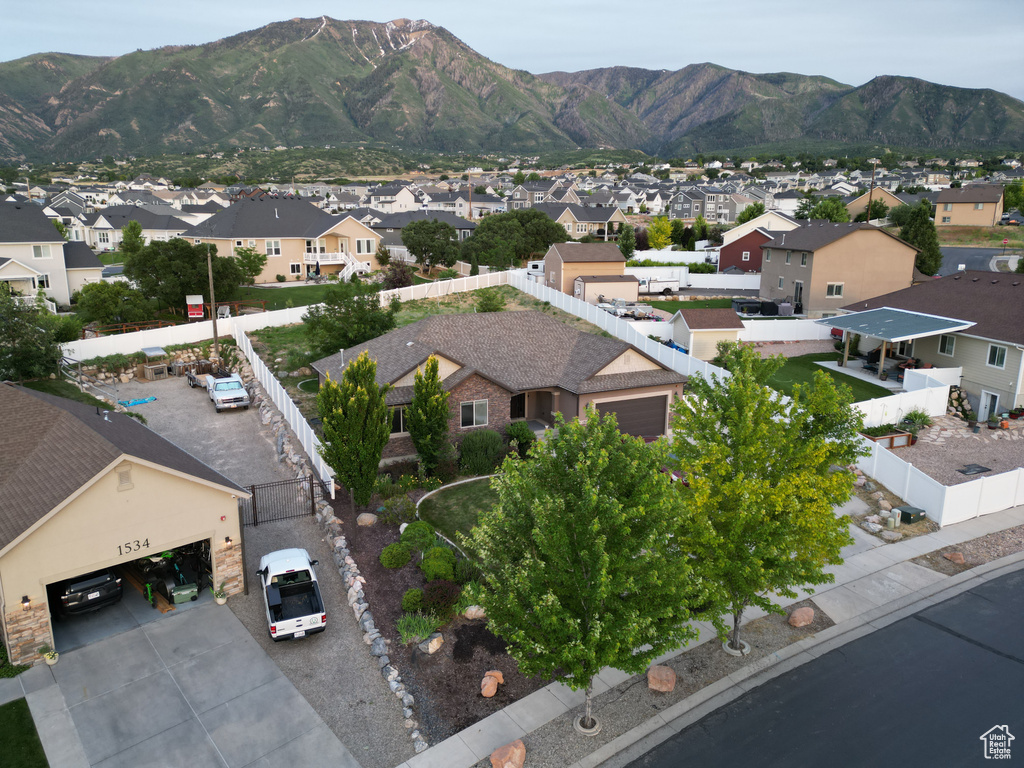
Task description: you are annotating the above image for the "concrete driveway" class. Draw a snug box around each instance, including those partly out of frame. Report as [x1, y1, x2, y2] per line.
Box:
[1, 602, 359, 767]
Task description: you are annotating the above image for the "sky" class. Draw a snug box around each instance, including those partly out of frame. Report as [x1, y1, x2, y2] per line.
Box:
[5, 0, 1024, 100]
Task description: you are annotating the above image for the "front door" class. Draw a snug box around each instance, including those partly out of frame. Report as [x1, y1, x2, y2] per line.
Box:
[510, 393, 525, 420]
[979, 391, 1000, 421]
[793, 281, 804, 305]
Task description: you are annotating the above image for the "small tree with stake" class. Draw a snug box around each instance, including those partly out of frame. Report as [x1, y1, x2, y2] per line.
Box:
[405, 356, 450, 473]
[465, 407, 708, 732]
[670, 342, 864, 653]
[317, 351, 392, 512]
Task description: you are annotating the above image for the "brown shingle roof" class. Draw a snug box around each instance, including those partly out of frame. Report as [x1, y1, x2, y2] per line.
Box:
[676, 308, 745, 330]
[312, 311, 684, 403]
[761, 222, 915, 253]
[0, 384, 245, 552]
[936, 185, 1004, 204]
[547, 242, 625, 263]
[840, 271, 1024, 345]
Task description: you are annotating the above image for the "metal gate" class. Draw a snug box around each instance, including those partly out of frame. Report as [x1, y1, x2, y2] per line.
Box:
[239, 475, 327, 527]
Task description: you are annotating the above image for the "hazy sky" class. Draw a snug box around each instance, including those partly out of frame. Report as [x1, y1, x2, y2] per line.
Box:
[6, 0, 1024, 100]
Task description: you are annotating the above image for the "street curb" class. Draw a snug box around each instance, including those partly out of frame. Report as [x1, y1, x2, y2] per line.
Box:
[582, 553, 1024, 768]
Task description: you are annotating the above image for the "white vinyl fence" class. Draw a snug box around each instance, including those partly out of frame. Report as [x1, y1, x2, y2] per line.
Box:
[686, 273, 760, 291]
[738, 319, 834, 342]
[234, 327, 336, 498]
[855, 384, 952, 428]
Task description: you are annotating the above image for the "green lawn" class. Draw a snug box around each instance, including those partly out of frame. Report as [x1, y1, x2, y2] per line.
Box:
[417, 477, 499, 543]
[98, 251, 124, 266]
[234, 284, 339, 311]
[22, 379, 109, 408]
[0, 699, 48, 768]
[646, 298, 733, 313]
[767, 353, 891, 401]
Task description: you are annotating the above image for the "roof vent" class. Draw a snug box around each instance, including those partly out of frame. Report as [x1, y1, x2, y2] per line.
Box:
[991, 279, 999, 284]
[972, 278, 980, 282]
[1013, 281, 1021, 286]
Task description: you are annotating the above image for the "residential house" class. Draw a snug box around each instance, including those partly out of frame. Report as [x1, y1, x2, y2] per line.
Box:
[771, 190, 806, 217]
[845, 188, 905, 220]
[669, 308, 745, 360]
[935, 186, 1004, 227]
[180, 197, 380, 282]
[311, 311, 687, 456]
[507, 180, 562, 210]
[0, 201, 102, 306]
[721, 210, 800, 247]
[719, 227, 776, 273]
[367, 185, 418, 214]
[0, 384, 247, 665]
[74, 205, 191, 251]
[532, 203, 627, 241]
[760, 222, 917, 317]
[543, 241, 626, 295]
[843, 271, 1024, 416]
[368, 211, 476, 263]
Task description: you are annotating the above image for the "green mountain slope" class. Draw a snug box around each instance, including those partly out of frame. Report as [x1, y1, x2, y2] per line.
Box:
[0, 18, 1021, 162]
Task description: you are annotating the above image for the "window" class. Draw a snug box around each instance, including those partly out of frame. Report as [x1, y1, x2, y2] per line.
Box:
[764, 249, 771, 262]
[194, 238, 202, 244]
[785, 250, 792, 265]
[800, 252, 808, 267]
[391, 407, 408, 435]
[576, 223, 587, 233]
[265, 240, 281, 256]
[778, 276, 784, 290]
[461, 400, 488, 428]
[32, 245, 51, 259]
[235, 240, 243, 247]
[943, 203, 952, 211]
[987, 344, 1007, 369]
[942, 216, 951, 223]
[248, 240, 256, 248]
[289, 263, 302, 275]
[742, 251, 750, 261]
[98, 232, 110, 244]
[36, 274, 50, 289]
[355, 238, 374, 255]
[938, 335, 955, 356]
[826, 283, 844, 298]
[974, 202, 984, 210]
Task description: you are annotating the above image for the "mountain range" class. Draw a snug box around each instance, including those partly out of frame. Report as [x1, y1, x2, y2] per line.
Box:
[0, 17, 1022, 163]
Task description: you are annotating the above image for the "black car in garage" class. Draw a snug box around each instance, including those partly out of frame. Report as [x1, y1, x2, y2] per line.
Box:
[50, 569, 123, 617]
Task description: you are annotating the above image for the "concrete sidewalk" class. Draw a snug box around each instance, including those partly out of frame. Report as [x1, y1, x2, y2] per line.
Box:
[394, 498, 1024, 768]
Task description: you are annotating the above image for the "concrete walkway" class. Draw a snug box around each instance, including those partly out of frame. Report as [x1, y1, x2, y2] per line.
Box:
[0, 603, 361, 768]
[394, 498, 1024, 768]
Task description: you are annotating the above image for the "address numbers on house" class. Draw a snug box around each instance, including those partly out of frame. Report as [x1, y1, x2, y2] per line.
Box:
[117, 539, 150, 556]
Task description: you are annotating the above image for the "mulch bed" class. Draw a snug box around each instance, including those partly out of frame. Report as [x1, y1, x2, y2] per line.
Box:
[336, 494, 549, 743]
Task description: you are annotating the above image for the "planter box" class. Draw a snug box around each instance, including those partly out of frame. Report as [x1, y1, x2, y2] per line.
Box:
[861, 429, 914, 449]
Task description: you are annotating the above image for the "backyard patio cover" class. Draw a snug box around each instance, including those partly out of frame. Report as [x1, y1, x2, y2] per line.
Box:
[819, 308, 974, 342]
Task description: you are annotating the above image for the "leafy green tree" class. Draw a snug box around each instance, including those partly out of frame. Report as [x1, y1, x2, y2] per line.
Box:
[854, 199, 889, 222]
[123, 239, 242, 311]
[693, 214, 709, 241]
[74, 282, 152, 325]
[526, 172, 541, 182]
[512, 170, 526, 185]
[475, 287, 506, 312]
[406, 356, 450, 473]
[401, 219, 459, 271]
[509, 208, 568, 254]
[898, 200, 943, 275]
[670, 342, 863, 652]
[618, 224, 636, 260]
[381, 262, 414, 290]
[735, 201, 765, 224]
[808, 197, 851, 222]
[1002, 181, 1023, 214]
[233, 246, 268, 285]
[0, 290, 63, 382]
[464, 407, 705, 730]
[375, 241, 392, 267]
[887, 203, 916, 229]
[647, 216, 672, 250]
[303, 286, 399, 360]
[669, 219, 687, 246]
[53, 219, 69, 240]
[317, 351, 392, 511]
[795, 191, 817, 219]
[121, 220, 145, 258]
[461, 218, 521, 270]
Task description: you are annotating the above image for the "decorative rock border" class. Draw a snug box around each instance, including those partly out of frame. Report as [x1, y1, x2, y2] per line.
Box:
[243, 371, 428, 754]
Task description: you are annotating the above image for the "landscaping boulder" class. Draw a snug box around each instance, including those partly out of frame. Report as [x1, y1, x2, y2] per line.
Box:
[880, 531, 903, 542]
[490, 740, 526, 768]
[879, 500, 893, 512]
[418, 632, 444, 655]
[464, 605, 487, 620]
[861, 521, 883, 533]
[356, 513, 378, 527]
[788, 607, 814, 627]
[647, 665, 676, 692]
[944, 552, 966, 565]
[481, 670, 504, 698]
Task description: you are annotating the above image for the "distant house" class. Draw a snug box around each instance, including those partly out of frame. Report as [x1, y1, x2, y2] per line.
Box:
[0, 201, 103, 306]
[935, 185, 1004, 227]
[368, 210, 476, 263]
[845, 188, 905, 220]
[180, 197, 380, 282]
[532, 203, 627, 241]
[543, 242, 626, 295]
[844, 271, 1024, 417]
[669, 308, 744, 360]
[311, 311, 687, 455]
[760, 222, 917, 318]
[75, 205, 191, 251]
[719, 227, 775, 273]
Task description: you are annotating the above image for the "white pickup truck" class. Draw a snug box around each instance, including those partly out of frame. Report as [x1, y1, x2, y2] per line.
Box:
[637, 276, 680, 295]
[257, 549, 326, 642]
[187, 368, 250, 412]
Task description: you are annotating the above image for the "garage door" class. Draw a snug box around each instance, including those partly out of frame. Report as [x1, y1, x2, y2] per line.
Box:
[596, 395, 667, 438]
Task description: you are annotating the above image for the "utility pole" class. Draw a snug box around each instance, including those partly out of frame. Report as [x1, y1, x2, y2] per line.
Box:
[865, 160, 877, 224]
[207, 244, 219, 362]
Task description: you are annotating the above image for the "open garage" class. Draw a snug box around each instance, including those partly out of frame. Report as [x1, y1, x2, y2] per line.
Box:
[0, 383, 248, 665]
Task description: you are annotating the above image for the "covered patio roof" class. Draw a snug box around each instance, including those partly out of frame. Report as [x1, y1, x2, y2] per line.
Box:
[818, 307, 975, 342]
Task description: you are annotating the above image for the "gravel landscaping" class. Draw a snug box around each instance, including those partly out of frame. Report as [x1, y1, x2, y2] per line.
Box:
[913, 523, 1024, 576]
[894, 415, 1024, 486]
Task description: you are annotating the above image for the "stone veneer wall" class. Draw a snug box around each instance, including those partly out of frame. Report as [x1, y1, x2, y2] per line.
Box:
[4, 603, 52, 666]
[213, 539, 244, 597]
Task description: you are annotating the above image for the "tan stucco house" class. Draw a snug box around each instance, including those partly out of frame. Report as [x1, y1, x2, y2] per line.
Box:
[312, 311, 687, 459]
[543, 242, 627, 295]
[845, 188, 905, 220]
[0, 385, 248, 665]
[935, 185, 1004, 227]
[760, 222, 918, 318]
[669, 308, 745, 360]
[181, 197, 381, 283]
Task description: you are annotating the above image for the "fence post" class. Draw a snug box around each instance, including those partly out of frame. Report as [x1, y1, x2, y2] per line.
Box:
[249, 484, 258, 527]
[309, 473, 317, 518]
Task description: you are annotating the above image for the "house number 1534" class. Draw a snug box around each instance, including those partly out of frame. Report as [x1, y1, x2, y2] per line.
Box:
[118, 539, 149, 556]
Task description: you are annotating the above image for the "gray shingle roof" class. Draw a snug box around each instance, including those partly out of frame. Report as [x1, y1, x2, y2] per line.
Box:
[180, 197, 342, 239]
[0, 201, 65, 244]
[63, 241, 103, 270]
[761, 222, 914, 253]
[371, 211, 476, 231]
[311, 311, 684, 403]
[93, 205, 190, 232]
[0, 384, 245, 552]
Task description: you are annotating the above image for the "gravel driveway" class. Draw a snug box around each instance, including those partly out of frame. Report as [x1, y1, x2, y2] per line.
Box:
[112, 377, 414, 768]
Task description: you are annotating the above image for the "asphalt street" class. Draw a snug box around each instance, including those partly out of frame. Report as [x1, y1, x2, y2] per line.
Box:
[937, 246, 1008, 276]
[627, 569, 1024, 768]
